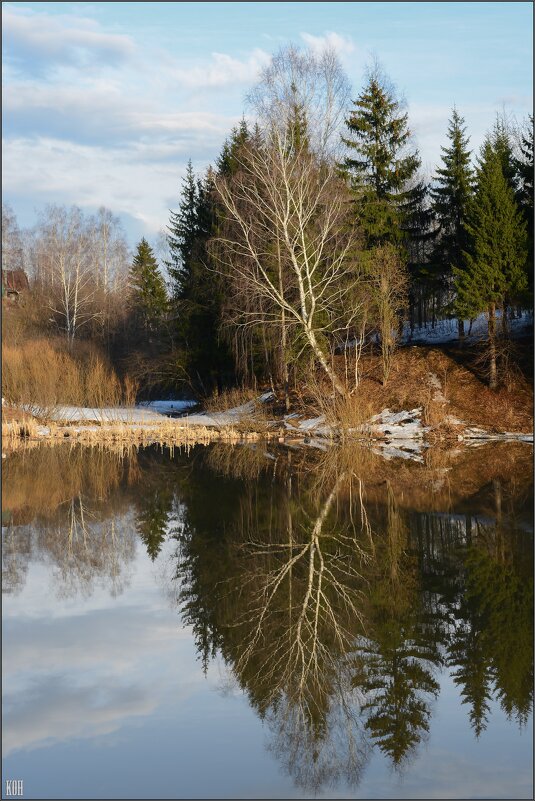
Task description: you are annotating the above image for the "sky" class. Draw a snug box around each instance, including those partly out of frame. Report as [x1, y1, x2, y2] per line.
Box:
[2, 1, 533, 247]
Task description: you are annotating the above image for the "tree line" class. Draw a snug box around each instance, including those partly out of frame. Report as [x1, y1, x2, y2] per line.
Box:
[3, 45, 533, 399]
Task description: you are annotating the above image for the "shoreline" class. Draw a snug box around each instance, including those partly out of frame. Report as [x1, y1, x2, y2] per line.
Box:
[2, 410, 533, 455]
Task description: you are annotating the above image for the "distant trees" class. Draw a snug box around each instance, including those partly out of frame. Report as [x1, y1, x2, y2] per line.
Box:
[249, 43, 351, 160]
[2, 203, 25, 273]
[17, 204, 131, 348]
[3, 43, 533, 400]
[32, 205, 101, 343]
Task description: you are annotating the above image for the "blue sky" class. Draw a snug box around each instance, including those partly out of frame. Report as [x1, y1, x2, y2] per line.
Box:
[2, 1, 533, 246]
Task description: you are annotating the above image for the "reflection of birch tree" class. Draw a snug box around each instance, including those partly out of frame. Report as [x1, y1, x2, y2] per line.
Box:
[2, 526, 31, 596]
[213, 468, 373, 790]
[48, 495, 136, 598]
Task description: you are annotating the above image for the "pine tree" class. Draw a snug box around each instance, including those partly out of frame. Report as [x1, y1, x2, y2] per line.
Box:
[514, 115, 534, 280]
[286, 81, 309, 154]
[340, 68, 422, 249]
[216, 119, 250, 177]
[491, 116, 517, 192]
[431, 108, 474, 336]
[129, 238, 168, 336]
[455, 139, 528, 388]
[166, 160, 198, 300]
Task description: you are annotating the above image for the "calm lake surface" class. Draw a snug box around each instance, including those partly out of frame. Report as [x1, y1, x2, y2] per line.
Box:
[2, 441, 533, 800]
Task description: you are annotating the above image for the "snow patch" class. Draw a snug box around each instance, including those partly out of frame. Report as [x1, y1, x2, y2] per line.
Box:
[368, 407, 429, 440]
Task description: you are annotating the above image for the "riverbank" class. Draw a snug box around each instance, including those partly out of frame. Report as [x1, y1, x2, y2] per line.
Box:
[2, 343, 533, 455]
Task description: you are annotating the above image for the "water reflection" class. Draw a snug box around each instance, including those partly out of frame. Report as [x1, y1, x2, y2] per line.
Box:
[2, 440, 533, 795]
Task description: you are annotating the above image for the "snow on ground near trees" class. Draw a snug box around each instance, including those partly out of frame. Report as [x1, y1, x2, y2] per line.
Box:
[43, 395, 273, 425]
[43, 400, 198, 423]
[400, 309, 532, 346]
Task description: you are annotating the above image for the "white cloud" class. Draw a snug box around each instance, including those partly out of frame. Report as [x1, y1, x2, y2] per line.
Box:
[4, 78, 236, 146]
[3, 4, 135, 71]
[170, 48, 271, 89]
[300, 31, 355, 57]
[2, 133, 237, 234]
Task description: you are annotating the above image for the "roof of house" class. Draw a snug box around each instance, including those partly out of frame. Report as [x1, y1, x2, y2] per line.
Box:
[2, 269, 29, 293]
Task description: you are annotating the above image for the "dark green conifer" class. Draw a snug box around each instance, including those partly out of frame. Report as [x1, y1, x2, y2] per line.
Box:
[341, 68, 422, 249]
[166, 160, 198, 300]
[431, 109, 474, 278]
[129, 238, 168, 335]
[456, 138, 528, 387]
[430, 108, 474, 335]
[514, 115, 534, 277]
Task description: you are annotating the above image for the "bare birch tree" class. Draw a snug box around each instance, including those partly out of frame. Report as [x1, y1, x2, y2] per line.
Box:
[212, 129, 365, 397]
[34, 205, 101, 342]
[89, 206, 129, 293]
[248, 44, 351, 161]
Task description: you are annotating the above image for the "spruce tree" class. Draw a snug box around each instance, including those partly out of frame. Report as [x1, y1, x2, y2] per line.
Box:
[129, 238, 168, 336]
[455, 139, 528, 388]
[340, 68, 422, 249]
[286, 81, 309, 154]
[216, 119, 250, 177]
[514, 115, 534, 281]
[515, 115, 534, 215]
[431, 108, 474, 335]
[166, 160, 198, 300]
[491, 116, 517, 192]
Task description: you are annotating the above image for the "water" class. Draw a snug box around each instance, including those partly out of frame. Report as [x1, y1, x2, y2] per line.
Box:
[2, 442, 533, 799]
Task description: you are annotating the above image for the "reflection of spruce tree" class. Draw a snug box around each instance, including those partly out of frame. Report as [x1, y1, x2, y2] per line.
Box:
[136, 487, 173, 561]
[170, 456, 246, 673]
[443, 491, 533, 736]
[357, 484, 441, 767]
[463, 544, 533, 728]
[358, 620, 441, 765]
[447, 594, 493, 737]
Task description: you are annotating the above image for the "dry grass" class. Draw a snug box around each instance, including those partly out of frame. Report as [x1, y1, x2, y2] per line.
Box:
[204, 386, 259, 413]
[2, 416, 41, 441]
[2, 338, 139, 418]
[301, 344, 533, 435]
[204, 386, 272, 434]
[32, 420, 276, 448]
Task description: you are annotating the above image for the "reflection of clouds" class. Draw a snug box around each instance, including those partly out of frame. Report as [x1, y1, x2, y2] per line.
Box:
[2, 537, 203, 758]
[3, 675, 155, 756]
[362, 750, 533, 799]
[2, 607, 187, 679]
